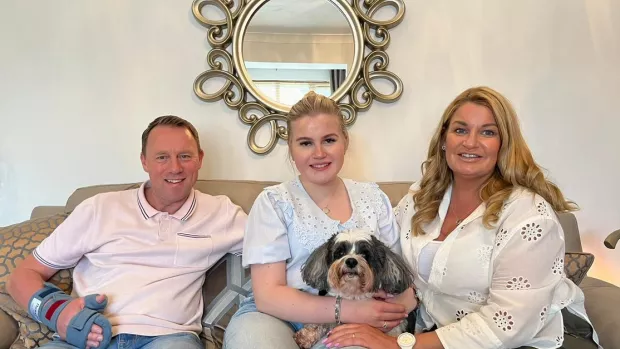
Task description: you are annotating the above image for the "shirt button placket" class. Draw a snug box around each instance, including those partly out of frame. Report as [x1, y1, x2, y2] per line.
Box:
[159, 214, 171, 240]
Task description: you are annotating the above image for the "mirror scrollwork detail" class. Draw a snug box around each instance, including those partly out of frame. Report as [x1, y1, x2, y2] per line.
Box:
[192, 0, 405, 155]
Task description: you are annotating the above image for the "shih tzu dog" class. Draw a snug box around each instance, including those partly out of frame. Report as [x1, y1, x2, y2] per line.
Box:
[294, 229, 415, 349]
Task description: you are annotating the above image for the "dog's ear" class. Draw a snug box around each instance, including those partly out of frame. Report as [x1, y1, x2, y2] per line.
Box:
[300, 234, 335, 291]
[371, 236, 415, 294]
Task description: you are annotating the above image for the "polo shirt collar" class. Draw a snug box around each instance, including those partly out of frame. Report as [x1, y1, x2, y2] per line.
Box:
[137, 181, 197, 221]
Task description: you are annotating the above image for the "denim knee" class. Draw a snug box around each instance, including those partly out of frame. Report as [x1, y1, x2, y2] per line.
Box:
[224, 311, 299, 349]
[38, 340, 81, 349]
[141, 332, 202, 349]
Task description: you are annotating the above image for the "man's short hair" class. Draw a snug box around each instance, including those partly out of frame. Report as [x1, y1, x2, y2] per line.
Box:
[141, 115, 202, 155]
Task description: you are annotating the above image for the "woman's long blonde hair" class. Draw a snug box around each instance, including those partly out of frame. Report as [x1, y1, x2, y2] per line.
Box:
[411, 86, 577, 236]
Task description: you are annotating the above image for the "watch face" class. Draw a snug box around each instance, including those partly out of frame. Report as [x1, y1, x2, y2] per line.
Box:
[397, 332, 416, 346]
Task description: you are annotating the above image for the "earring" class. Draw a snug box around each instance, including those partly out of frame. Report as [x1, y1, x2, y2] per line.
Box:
[441, 144, 446, 151]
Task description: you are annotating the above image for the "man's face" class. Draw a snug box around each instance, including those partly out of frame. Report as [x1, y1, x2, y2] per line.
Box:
[140, 125, 203, 212]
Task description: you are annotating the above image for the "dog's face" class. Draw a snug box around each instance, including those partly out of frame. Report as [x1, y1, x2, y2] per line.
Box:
[301, 229, 414, 299]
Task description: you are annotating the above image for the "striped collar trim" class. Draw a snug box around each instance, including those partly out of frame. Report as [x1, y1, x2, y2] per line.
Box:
[137, 181, 197, 221]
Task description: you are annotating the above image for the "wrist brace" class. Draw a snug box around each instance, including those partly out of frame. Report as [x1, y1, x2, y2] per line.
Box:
[28, 283, 112, 349]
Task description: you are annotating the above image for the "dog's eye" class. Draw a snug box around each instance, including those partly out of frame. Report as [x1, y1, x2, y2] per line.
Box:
[334, 250, 345, 259]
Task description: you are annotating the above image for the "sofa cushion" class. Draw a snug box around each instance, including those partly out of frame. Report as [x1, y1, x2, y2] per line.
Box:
[558, 213, 583, 253]
[0, 213, 73, 349]
[0, 306, 18, 349]
[564, 252, 595, 285]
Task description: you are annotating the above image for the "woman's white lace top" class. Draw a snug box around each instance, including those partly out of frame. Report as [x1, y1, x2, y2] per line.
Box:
[395, 182, 600, 349]
[242, 177, 399, 292]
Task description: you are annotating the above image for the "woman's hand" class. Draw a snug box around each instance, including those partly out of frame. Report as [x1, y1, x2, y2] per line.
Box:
[374, 287, 418, 315]
[323, 324, 399, 349]
[340, 298, 408, 330]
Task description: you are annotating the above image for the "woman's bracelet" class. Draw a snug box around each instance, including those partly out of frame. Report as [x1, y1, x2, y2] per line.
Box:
[334, 295, 342, 324]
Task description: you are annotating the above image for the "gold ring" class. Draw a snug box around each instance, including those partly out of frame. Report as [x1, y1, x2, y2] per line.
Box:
[383, 321, 388, 329]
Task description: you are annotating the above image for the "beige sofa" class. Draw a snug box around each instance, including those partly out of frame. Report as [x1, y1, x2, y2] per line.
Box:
[1, 180, 619, 349]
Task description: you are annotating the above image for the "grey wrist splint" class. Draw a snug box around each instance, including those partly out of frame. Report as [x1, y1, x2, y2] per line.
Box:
[28, 283, 112, 349]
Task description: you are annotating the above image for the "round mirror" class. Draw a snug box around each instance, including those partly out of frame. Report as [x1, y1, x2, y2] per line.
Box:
[194, 0, 404, 155]
[234, 0, 361, 112]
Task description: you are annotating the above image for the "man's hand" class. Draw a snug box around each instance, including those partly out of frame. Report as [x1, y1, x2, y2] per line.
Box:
[56, 294, 107, 349]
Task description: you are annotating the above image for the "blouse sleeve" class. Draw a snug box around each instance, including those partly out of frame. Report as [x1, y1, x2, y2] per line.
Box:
[436, 203, 566, 348]
[241, 189, 292, 267]
[394, 193, 413, 234]
[373, 187, 401, 254]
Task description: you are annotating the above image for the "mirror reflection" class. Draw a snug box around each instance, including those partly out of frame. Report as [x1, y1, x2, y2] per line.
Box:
[243, 0, 354, 107]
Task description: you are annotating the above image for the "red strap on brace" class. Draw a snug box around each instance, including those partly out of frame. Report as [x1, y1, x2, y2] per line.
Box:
[45, 299, 68, 321]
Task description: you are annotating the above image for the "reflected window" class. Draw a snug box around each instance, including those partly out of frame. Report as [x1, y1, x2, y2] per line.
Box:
[246, 62, 347, 106]
[254, 80, 331, 106]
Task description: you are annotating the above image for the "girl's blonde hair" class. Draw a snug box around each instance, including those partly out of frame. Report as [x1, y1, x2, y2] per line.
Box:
[411, 86, 577, 236]
[287, 91, 348, 145]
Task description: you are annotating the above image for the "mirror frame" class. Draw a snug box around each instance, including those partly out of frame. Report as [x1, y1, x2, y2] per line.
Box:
[192, 0, 406, 155]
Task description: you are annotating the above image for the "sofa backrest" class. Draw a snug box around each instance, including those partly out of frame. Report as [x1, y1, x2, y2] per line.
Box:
[60, 179, 583, 252]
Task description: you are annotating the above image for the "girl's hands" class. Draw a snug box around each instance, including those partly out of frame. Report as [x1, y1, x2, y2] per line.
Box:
[375, 287, 418, 314]
[340, 297, 408, 331]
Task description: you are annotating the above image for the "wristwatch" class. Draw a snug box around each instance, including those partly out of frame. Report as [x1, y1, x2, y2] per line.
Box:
[397, 332, 416, 349]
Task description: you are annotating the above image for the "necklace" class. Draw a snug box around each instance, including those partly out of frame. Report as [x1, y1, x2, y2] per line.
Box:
[319, 179, 343, 216]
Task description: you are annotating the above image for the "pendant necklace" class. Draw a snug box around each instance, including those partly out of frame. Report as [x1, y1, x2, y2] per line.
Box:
[320, 179, 342, 216]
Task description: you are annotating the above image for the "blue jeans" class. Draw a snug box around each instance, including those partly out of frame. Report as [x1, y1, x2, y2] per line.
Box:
[39, 332, 202, 349]
[223, 295, 364, 349]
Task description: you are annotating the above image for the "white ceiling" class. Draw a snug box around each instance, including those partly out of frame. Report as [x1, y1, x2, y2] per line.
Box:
[247, 0, 353, 34]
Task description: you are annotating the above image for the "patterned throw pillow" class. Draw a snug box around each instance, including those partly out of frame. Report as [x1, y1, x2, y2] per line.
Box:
[0, 213, 73, 349]
[564, 252, 595, 285]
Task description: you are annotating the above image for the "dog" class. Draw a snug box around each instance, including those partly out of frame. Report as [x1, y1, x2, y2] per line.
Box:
[294, 229, 415, 349]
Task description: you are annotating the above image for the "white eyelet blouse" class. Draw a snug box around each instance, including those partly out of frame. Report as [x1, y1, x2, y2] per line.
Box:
[242, 177, 400, 293]
[395, 182, 601, 349]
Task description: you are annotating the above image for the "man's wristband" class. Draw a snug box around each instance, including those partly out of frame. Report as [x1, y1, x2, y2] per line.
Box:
[28, 282, 70, 328]
[28, 283, 113, 349]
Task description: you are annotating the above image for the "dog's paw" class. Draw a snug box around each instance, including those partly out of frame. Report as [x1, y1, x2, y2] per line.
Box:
[294, 325, 324, 349]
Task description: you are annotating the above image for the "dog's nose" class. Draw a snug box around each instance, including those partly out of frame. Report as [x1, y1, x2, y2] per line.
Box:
[345, 258, 358, 268]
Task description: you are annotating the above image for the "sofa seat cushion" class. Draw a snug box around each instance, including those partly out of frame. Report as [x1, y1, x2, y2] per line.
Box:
[0, 213, 73, 349]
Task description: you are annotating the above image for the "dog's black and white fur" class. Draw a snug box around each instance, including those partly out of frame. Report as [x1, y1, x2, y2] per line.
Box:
[294, 229, 415, 349]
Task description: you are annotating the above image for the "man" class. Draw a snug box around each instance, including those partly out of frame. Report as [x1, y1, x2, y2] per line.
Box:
[7, 115, 247, 349]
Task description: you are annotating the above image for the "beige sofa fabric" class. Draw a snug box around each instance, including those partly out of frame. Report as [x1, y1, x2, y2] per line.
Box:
[0, 308, 18, 348]
[2, 179, 619, 349]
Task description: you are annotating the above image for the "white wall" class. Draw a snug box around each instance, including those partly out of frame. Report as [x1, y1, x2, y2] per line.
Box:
[1, 0, 619, 285]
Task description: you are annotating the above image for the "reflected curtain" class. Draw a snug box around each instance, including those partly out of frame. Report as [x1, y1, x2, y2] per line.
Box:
[330, 69, 346, 93]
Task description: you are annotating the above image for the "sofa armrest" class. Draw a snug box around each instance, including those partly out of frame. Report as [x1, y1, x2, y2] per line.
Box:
[202, 253, 251, 331]
[30, 206, 65, 220]
[0, 308, 18, 349]
[604, 229, 620, 249]
[580, 276, 620, 348]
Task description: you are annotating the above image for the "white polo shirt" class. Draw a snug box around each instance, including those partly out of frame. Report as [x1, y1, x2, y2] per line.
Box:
[34, 181, 247, 337]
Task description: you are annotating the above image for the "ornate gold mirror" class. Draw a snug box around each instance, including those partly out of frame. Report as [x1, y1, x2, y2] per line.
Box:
[192, 0, 405, 155]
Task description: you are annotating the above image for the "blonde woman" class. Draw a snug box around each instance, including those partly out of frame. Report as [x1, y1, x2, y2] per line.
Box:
[223, 92, 415, 349]
[324, 87, 600, 349]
